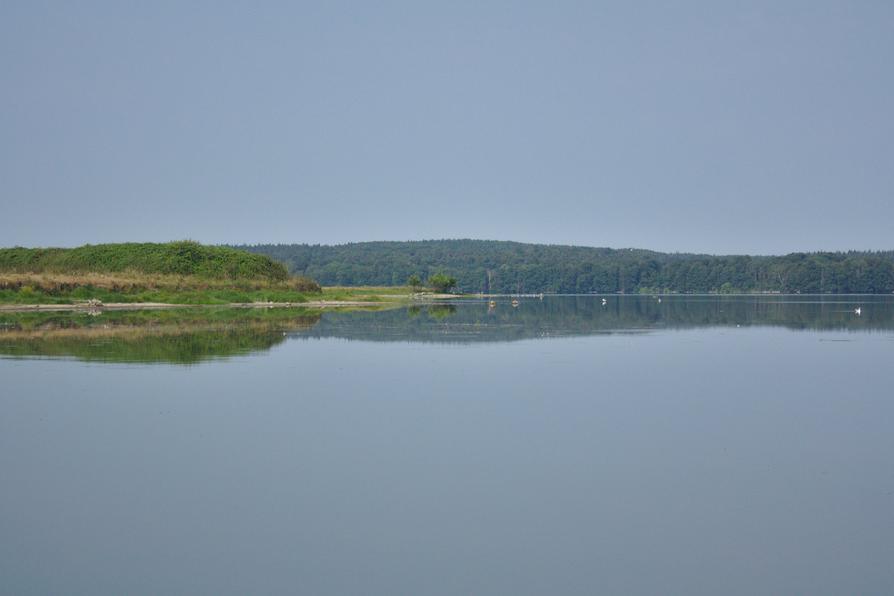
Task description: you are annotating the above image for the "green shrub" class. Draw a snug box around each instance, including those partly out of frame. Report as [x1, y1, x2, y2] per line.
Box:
[0, 241, 290, 281]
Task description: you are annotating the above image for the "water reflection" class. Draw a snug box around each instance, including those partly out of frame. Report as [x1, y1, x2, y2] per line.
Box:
[0, 308, 320, 364]
[1, 296, 891, 363]
[298, 295, 894, 344]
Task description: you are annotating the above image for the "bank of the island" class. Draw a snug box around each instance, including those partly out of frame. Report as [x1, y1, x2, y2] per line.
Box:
[0, 241, 454, 313]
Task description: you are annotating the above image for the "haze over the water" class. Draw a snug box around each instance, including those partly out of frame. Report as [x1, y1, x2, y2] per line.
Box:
[2, 2, 892, 254]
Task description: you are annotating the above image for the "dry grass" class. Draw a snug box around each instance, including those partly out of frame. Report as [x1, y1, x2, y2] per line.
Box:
[0, 271, 319, 293]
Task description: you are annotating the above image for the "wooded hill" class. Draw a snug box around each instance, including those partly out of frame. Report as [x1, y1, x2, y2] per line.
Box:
[236, 240, 894, 294]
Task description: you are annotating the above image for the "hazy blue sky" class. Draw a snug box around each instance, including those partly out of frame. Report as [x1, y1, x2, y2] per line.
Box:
[2, 1, 892, 254]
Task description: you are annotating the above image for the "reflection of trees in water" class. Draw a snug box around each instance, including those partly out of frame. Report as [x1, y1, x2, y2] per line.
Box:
[2, 297, 892, 362]
[0, 309, 321, 364]
[297, 296, 894, 344]
[427, 304, 456, 320]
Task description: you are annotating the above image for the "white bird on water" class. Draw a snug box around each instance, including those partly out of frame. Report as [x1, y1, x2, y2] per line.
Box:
[855, 307, 862, 316]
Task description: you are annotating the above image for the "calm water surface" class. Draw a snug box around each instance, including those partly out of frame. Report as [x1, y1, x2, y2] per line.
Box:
[1, 296, 893, 595]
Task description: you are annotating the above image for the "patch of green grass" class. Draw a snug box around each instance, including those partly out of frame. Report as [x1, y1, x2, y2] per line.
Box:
[320, 286, 415, 302]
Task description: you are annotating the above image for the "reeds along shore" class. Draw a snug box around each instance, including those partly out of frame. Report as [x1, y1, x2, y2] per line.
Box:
[0, 270, 321, 305]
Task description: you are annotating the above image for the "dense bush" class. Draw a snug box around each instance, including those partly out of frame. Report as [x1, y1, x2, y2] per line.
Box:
[0, 241, 291, 282]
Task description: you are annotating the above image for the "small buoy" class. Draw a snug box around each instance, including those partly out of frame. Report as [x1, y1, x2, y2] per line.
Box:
[511, 299, 519, 307]
[855, 307, 862, 316]
[489, 300, 496, 308]
[657, 297, 661, 303]
[601, 298, 607, 306]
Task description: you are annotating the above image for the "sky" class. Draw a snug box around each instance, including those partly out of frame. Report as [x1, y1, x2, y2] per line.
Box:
[1, 1, 892, 255]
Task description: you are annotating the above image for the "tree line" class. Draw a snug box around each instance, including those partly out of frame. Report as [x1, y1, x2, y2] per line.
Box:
[233, 240, 894, 294]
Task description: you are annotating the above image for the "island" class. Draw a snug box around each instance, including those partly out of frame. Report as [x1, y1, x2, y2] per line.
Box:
[0, 241, 444, 312]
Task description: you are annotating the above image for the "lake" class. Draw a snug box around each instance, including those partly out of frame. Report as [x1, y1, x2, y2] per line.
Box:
[2, 296, 893, 595]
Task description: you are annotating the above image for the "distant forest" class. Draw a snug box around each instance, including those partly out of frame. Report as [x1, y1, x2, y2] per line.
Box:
[234, 240, 894, 294]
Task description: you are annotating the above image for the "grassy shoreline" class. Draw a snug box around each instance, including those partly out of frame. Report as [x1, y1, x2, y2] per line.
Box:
[0, 242, 461, 309]
[0, 273, 452, 311]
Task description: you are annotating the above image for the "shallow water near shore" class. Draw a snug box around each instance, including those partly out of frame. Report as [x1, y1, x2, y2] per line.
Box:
[2, 296, 893, 595]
